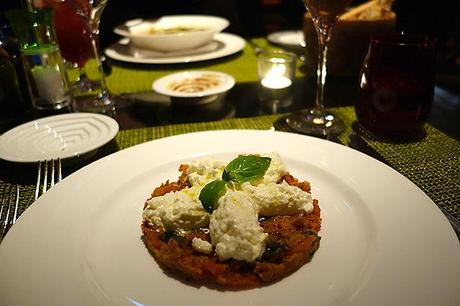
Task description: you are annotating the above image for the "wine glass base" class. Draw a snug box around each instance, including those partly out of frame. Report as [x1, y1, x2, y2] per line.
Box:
[286, 109, 344, 136]
[72, 95, 116, 117]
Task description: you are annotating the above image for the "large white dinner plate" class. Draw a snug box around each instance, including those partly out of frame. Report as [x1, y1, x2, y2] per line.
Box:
[0, 113, 119, 162]
[104, 32, 245, 64]
[0, 130, 459, 305]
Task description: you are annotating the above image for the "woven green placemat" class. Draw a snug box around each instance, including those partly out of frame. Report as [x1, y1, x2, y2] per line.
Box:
[105, 38, 306, 95]
[1, 106, 459, 231]
[358, 125, 460, 217]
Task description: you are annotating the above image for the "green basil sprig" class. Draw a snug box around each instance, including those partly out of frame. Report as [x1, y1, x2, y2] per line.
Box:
[199, 180, 227, 213]
[222, 155, 272, 182]
[199, 155, 271, 213]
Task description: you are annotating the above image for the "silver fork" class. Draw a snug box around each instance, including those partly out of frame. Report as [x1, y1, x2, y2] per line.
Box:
[0, 184, 20, 240]
[35, 159, 62, 201]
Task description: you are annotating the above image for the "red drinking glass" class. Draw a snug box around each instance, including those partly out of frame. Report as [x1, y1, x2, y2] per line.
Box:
[355, 34, 436, 139]
[53, 2, 92, 67]
[43, 0, 93, 67]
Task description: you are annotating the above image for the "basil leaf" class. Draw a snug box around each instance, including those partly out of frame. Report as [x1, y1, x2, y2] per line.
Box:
[222, 155, 271, 182]
[159, 230, 185, 242]
[261, 241, 286, 262]
[199, 180, 227, 213]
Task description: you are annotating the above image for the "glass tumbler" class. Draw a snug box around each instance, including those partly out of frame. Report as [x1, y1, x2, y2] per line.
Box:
[7, 8, 71, 110]
[355, 34, 436, 139]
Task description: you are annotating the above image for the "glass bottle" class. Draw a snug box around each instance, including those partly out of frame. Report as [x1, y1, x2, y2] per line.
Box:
[6, 8, 71, 110]
[0, 22, 32, 128]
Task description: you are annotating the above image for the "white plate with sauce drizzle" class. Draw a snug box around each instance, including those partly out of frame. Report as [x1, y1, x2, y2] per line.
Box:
[153, 70, 235, 98]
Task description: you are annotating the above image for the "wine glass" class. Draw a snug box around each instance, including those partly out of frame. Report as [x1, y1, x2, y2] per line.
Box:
[286, 0, 352, 136]
[42, 0, 115, 116]
[69, 0, 115, 115]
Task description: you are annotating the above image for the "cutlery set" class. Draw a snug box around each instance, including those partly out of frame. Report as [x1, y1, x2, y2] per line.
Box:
[34, 159, 62, 201]
[0, 159, 62, 241]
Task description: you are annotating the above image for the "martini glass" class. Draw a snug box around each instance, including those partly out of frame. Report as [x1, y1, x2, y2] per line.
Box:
[286, 0, 352, 136]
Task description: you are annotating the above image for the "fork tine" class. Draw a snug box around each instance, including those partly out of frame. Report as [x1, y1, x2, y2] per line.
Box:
[34, 159, 63, 201]
[0, 187, 7, 238]
[2, 185, 12, 232]
[50, 159, 55, 187]
[35, 161, 42, 201]
[12, 185, 19, 224]
[57, 158, 62, 183]
[0, 185, 20, 240]
[0, 187, 5, 221]
[42, 160, 48, 194]
[0, 185, 15, 238]
[51, 159, 62, 185]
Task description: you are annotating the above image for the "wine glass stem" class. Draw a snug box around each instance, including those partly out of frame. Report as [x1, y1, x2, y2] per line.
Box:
[88, 30, 109, 95]
[88, 1, 110, 95]
[312, 19, 335, 115]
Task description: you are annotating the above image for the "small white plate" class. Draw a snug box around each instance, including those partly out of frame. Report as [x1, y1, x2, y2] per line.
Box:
[104, 32, 245, 64]
[268, 30, 305, 47]
[0, 113, 119, 163]
[153, 70, 235, 98]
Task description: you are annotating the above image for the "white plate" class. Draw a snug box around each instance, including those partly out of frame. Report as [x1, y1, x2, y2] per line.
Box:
[0, 130, 459, 306]
[153, 70, 235, 98]
[113, 15, 229, 52]
[0, 113, 119, 162]
[268, 30, 305, 47]
[105, 32, 245, 64]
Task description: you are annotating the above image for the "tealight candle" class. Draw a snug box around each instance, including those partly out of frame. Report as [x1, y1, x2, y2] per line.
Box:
[31, 65, 68, 105]
[257, 51, 297, 109]
[261, 74, 292, 89]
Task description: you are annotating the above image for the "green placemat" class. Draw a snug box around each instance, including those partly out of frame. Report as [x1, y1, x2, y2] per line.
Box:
[358, 125, 460, 216]
[104, 38, 306, 95]
[1, 107, 459, 233]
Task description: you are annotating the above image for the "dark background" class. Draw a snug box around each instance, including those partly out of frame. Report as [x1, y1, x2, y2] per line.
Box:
[1, 0, 459, 75]
[1, 0, 459, 138]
